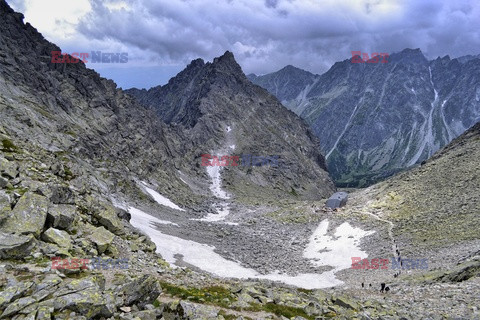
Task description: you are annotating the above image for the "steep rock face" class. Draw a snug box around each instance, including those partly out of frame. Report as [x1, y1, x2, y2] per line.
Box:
[251, 49, 480, 186]
[0, 0, 200, 206]
[127, 58, 206, 127]
[127, 52, 335, 200]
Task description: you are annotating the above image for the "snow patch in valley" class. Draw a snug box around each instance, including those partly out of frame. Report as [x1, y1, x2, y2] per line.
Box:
[129, 206, 254, 277]
[141, 181, 185, 211]
[128, 207, 373, 289]
[128, 207, 341, 288]
[304, 219, 375, 271]
[129, 207, 179, 227]
[261, 270, 341, 289]
[200, 124, 235, 221]
[206, 166, 230, 200]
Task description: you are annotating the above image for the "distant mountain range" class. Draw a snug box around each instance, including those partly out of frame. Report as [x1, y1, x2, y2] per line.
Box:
[248, 50, 480, 186]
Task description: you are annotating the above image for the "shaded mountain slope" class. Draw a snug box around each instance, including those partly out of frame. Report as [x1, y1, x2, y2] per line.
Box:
[246, 65, 318, 103]
[0, 0, 201, 207]
[127, 53, 335, 200]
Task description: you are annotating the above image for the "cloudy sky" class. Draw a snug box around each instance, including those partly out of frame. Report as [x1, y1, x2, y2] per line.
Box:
[7, 0, 480, 89]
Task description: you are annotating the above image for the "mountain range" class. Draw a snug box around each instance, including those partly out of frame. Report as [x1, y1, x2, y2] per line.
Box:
[249, 50, 480, 186]
[0, 0, 479, 319]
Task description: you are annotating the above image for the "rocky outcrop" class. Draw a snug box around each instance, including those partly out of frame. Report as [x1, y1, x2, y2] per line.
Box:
[92, 203, 125, 236]
[41, 228, 72, 249]
[0, 270, 165, 319]
[89, 226, 115, 254]
[46, 204, 76, 230]
[435, 257, 480, 283]
[0, 232, 35, 258]
[0, 192, 48, 237]
[0, 157, 18, 179]
[119, 275, 162, 307]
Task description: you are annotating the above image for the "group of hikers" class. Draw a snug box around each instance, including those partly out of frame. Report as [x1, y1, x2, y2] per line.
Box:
[360, 240, 403, 293]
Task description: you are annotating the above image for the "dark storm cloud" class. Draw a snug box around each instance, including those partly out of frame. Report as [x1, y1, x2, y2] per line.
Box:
[265, 0, 279, 9]
[76, 0, 480, 76]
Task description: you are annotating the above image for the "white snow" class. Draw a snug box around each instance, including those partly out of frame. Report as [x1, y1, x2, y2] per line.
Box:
[128, 207, 339, 288]
[261, 270, 342, 289]
[141, 182, 185, 211]
[226, 126, 232, 132]
[128, 208, 374, 289]
[229, 144, 236, 150]
[440, 99, 454, 141]
[177, 170, 189, 185]
[304, 219, 375, 271]
[129, 206, 258, 277]
[129, 207, 179, 226]
[206, 166, 230, 199]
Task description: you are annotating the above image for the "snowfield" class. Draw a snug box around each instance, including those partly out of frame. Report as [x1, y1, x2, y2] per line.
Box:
[141, 181, 185, 211]
[128, 206, 375, 289]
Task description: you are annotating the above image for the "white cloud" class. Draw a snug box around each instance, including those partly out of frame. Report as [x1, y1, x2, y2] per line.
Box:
[6, 0, 480, 87]
[17, 0, 91, 40]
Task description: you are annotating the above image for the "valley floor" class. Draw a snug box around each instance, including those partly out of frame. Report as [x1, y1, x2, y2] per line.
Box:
[116, 182, 480, 319]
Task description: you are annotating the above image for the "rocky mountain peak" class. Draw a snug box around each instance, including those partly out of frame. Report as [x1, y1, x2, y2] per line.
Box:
[210, 50, 245, 77]
[126, 50, 335, 199]
[391, 47, 427, 63]
[457, 54, 480, 63]
[279, 64, 316, 77]
[0, 0, 15, 14]
[180, 57, 205, 76]
[281, 65, 301, 72]
[189, 57, 205, 68]
[212, 50, 235, 65]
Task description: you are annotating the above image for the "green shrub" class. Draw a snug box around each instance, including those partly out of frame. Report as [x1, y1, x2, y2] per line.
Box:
[1, 139, 18, 152]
